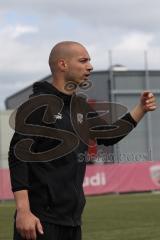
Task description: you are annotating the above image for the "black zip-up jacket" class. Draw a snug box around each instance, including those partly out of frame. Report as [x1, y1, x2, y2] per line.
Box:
[8, 81, 137, 226]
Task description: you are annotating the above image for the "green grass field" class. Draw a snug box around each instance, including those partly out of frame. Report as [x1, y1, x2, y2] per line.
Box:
[1, 192, 160, 240]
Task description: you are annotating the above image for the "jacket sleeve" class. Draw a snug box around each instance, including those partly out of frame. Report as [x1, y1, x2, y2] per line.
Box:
[96, 112, 137, 146]
[8, 132, 30, 192]
[8, 97, 43, 192]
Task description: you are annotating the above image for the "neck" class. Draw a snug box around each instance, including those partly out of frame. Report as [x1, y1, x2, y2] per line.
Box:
[51, 77, 76, 95]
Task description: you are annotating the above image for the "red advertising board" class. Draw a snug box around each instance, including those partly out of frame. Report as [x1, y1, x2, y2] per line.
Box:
[1, 162, 160, 199]
[83, 162, 160, 195]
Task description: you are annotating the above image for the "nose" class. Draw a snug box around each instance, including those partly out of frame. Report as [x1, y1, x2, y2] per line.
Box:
[87, 62, 93, 72]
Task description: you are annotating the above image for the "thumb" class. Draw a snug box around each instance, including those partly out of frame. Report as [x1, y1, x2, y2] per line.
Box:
[148, 92, 153, 98]
[142, 91, 153, 98]
[36, 219, 44, 235]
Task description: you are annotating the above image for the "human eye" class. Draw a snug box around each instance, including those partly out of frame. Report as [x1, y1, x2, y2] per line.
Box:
[79, 58, 87, 63]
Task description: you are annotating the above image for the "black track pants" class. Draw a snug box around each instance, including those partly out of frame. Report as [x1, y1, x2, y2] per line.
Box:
[14, 222, 82, 240]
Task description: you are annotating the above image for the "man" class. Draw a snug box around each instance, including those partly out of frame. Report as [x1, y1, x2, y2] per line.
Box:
[8, 41, 157, 240]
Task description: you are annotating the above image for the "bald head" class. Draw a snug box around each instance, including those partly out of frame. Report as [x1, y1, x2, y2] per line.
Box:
[48, 41, 86, 74]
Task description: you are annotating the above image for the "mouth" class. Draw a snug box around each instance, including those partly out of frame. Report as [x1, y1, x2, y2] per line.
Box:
[84, 73, 90, 79]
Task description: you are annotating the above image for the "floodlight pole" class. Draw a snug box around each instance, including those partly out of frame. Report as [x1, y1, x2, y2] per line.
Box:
[144, 50, 153, 161]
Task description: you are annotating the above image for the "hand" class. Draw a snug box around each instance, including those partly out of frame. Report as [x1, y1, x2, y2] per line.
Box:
[140, 91, 157, 112]
[130, 91, 157, 123]
[16, 209, 44, 240]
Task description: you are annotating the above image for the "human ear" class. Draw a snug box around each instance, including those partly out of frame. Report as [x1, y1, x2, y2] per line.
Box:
[58, 59, 67, 71]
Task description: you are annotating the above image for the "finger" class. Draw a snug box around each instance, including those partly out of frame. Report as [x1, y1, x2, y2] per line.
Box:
[149, 107, 156, 111]
[148, 92, 154, 98]
[20, 231, 26, 239]
[145, 102, 156, 107]
[145, 99, 156, 104]
[145, 102, 155, 107]
[23, 228, 34, 240]
[30, 229, 37, 240]
[25, 231, 32, 240]
[36, 219, 44, 235]
[142, 92, 154, 99]
[146, 105, 157, 110]
[142, 91, 151, 97]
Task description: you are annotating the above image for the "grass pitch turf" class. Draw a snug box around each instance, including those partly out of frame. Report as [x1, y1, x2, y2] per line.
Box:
[1, 192, 160, 240]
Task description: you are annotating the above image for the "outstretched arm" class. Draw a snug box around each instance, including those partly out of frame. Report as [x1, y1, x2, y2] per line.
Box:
[96, 91, 157, 146]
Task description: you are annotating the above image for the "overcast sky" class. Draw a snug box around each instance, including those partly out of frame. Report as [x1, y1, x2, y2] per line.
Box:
[1, 0, 160, 109]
